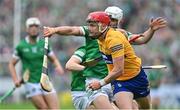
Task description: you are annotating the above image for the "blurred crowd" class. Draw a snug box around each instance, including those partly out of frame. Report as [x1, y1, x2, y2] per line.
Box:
[0, 0, 180, 108]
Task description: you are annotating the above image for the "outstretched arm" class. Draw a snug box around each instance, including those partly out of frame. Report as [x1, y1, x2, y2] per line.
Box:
[43, 26, 84, 37]
[129, 17, 167, 45]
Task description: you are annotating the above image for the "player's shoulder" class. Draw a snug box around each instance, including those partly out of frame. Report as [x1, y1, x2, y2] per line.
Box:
[76, 46, 86, 51]
[74, 46, 86, 55]
[108, 28, 124, 35]
[80, 26, 89, 37]
[107, 28, 124, 39]
[16, 38, 27, 47]
[116, 28, 126, 33]
[105, 28, 128, 45]
[80, 26, 88, 30]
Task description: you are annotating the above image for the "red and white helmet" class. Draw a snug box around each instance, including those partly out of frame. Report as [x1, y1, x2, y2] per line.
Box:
[86, 11, 110, 26]
[105, 6, 123, 21]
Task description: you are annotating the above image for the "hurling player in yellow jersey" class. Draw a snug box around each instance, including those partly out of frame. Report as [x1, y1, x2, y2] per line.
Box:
[87, 11, 151, 109]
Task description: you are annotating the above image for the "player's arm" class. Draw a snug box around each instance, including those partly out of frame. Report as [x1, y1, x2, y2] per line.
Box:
[89, 54, 124, 90]
[8, 57, 21, 87]
[43, 26, 84, 37]
[130, 17, 167, 45]
[65, 55, 85, 71]
[89, 35, 125, 90]
[66, 46, 86, 71]
[48, 54, 64, 75]
[104, 55, 124, 84]
[48, 48, 64, 75]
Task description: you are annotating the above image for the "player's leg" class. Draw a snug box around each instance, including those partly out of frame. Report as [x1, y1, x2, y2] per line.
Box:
[112, 68, 150, 109]
[111, 102, 119, 110]
[135, 95, 151, 109]
[150, 88, 160, 109]
[132, 100, 139, 110]
[114, 91, 134, 109]
[86, 78, 114, 109]
[24, 83, 48, 109]
[71, 91, 90, 109]
[92, 95, 113, 109]
[30, 95, 48, 109]
[43, 93, 59, 109]
[42, 86, 59, 109]
[133, 68, 151, 109]
[151, 96, 160, 109]
[113, 100, 139, 110]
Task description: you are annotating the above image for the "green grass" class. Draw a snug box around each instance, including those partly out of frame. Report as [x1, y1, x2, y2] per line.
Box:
[0, 102, 35, 109]
[0, 92, 74, 109]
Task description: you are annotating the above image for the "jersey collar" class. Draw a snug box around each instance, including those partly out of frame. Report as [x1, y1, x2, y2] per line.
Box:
[99, 27, 110, 40]
[25, 36, 40, 44]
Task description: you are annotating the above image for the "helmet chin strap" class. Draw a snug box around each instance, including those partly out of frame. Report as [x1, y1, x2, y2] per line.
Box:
[98, 23, 108, 33]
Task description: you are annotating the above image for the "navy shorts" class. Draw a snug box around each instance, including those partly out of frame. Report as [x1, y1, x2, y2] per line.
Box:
[111, 68, 150, 99]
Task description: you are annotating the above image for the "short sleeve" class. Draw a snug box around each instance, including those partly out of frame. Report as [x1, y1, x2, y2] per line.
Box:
[47, 42, 54, 56]
[72, 46, 86, 62]
[12, 45, 20, 60]
[80, 26, 89, 37]
[107, 34, 124, 58]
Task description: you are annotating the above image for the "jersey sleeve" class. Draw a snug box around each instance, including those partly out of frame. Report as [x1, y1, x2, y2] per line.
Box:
[46, 40, 55, 57]
[47, 45, 54, 56]
[80, 26, 89, 38]
[107, 34, 125, 58]
[72, 46, 86, 63]
[12, 45, 21, 60]
[126, 31, 133, 40]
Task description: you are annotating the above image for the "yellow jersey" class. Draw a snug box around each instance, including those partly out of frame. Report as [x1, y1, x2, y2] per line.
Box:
[98, 28, 141, 81]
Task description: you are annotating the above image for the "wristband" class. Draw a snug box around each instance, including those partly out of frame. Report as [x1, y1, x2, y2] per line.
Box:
[99, 79, 106, 87]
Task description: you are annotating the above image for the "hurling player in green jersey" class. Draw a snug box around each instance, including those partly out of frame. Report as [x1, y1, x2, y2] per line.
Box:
[9, 17, 64, 109]
[65, 46, 92, 109]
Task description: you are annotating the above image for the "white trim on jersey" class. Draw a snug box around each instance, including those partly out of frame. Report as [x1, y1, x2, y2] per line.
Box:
[79, 27, 86, 36]
[72, 55, 83, 63]
[12, 54, 20, 60]
[25, 36, 40, 43]
[48, 51, 54, 56]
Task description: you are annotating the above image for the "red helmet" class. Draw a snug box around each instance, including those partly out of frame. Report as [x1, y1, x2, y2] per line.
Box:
[86, 11, 110, 25]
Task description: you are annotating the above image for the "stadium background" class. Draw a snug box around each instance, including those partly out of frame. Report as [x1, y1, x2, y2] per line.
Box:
[0, 0, 180, 109]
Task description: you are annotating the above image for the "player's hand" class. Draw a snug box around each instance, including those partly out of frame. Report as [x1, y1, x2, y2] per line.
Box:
[88, 80, 101, 90]
[149, 17, 167, 31]
[14, 79, 22, 87]
[43, 27, 58, 37]
[55, 66, 64, 75]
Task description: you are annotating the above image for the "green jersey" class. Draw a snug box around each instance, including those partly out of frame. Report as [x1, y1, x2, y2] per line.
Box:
[147, 70, 163, 88]
[13, 37, 52, 83]
[80, 26, 108, 79]
[71, 46, 86, 91]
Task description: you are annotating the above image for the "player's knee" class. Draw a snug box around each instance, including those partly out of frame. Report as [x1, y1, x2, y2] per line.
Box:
[132, 100, 139, 110]
[34, 103, 48, 109]
[31, 99, 48, 109]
